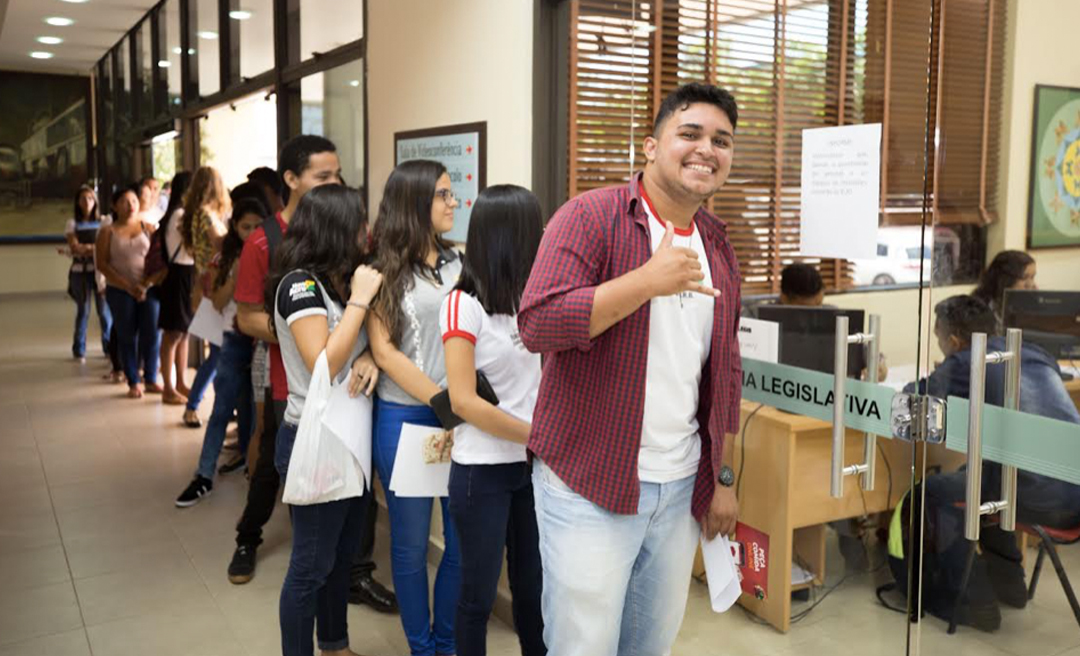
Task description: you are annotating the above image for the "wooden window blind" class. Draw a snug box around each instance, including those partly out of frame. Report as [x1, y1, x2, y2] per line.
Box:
[566, 0, 1006, 294]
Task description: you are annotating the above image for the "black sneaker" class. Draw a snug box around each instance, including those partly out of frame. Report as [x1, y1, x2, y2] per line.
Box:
[175, 476, 213, 507]
[349, 574, 399, 613]
[228, 544, 257, 584]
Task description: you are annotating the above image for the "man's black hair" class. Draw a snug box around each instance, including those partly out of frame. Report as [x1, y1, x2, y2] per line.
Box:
[247, 166, 283, 197]
[780, 263, 824, 300]
[278, 134, 337, 204]
[935, 295, 998, 345]
[138, 176, 157, 189]
[653, 83, 739, 135]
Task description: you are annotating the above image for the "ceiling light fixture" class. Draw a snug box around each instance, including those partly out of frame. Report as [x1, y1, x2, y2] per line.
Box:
[197, 31, 218, 40]
[60, 0, 90, 4]
[37, 36, 64, 45]
[44, 17, 75, 27]
[30, 51, 55, 59]
[228, 10, 252, 20]
[157, 60, 171, 68]
[349, 80, 360, 87]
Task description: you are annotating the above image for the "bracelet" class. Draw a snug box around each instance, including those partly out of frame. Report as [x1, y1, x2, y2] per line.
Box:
[347, 300, 370, 311]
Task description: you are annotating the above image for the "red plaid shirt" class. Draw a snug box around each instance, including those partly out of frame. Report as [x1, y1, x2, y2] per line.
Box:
[518, 173, 743, 521]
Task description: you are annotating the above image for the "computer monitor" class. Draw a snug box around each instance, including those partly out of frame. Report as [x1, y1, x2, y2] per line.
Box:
[1003, 290, 1080, 359]
[755, 305, 868, 378]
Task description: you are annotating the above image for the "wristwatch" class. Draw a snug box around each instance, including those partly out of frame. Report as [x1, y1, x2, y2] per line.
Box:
[717, 465, 735, 487]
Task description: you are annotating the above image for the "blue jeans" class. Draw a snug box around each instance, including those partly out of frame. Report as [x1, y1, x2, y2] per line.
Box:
[448, 462, 545, 656]
[276, 422, 367, 656]
[532, 460, 698, 656]
[373, 398, 461, 656]
[105, 286, 161, 387]
[194, 332, 254, 479]
[69, 271, 112, 357]
[186, 343, 220, 411]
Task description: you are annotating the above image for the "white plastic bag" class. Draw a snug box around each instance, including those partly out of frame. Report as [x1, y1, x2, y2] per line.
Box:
[282, 352, 367, 505]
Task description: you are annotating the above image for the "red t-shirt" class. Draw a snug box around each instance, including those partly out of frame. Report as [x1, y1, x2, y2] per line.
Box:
[235, 213, 289, 401]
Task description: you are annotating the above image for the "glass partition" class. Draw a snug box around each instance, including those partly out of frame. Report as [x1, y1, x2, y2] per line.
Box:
[236, 0, 274, 80]
[299, 58, 364, 193]
[196, 0, 220, 97]
[300, 0, 363, 60]
[164, 0, 183, 110]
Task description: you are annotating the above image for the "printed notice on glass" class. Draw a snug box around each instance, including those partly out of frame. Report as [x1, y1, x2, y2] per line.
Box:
[799, 124, 882, 260]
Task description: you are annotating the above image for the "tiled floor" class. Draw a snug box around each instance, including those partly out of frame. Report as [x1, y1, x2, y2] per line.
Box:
[2, 292, 1079, 655]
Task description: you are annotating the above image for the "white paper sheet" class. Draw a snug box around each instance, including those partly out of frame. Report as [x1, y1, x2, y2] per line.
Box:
[321, 383, 373, 491]
[388, 423, 451, 498]
[800, 123, 882, 260]
[738, 318, 780, 364]
[700, 534, 743, 613]
[188, 297, 225, 347]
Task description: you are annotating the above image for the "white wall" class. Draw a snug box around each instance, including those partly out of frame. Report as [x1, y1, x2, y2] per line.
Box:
[0, 244, 70, 295]
[991, 0, 1080, 291]
[366, 0, 534, 218]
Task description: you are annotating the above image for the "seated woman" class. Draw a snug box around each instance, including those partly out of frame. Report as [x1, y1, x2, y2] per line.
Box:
[907, 295, 1080, 632]
[972, 250, 1037, 330]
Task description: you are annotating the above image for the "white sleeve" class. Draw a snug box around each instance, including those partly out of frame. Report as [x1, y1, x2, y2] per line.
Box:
[441, 290, 482, 345]
[64, 219, 76, 235]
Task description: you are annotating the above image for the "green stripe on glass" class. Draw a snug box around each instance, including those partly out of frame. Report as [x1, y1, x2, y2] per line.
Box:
[740, 358, 895, 437]
[946, 396, 1080, 485]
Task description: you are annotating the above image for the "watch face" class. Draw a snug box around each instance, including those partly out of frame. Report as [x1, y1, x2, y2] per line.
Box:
[719, 466, 735, 486]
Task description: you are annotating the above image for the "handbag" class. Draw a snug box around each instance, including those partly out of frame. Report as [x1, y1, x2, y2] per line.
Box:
[429, 371, 500, 430]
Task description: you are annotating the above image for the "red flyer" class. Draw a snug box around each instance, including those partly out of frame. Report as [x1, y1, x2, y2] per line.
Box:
[732, 522, 769, 601]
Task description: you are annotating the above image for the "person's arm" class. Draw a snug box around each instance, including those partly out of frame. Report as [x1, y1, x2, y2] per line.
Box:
[368, 311, 442, 405]
[207, 215, 227, 251]
[237, 303, 278, 343]
[518, 199, 715, 354]
[210, 264, 237, 312]
[66, 231, 93, 258]
[444, 337, 530, 443]
[285, 266, 382, 379]
[703, 432, 739, 540]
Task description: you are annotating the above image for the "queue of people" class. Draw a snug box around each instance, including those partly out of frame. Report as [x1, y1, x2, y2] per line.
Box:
[55, 79, 1069, 655]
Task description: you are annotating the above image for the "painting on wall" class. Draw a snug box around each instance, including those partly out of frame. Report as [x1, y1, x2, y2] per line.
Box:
[1028, 84, 1080, 249]
[0, 71, 91, 243]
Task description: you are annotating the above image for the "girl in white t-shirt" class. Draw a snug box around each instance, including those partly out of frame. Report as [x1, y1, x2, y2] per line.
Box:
[439, 185, 546, 656]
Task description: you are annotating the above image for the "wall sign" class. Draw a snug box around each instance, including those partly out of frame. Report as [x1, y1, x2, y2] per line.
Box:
[395, 121, 487, 243]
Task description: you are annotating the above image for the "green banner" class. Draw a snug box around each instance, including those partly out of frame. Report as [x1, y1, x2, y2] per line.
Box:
[945, 396, 1080, 486]
[740, 358, 896, 437]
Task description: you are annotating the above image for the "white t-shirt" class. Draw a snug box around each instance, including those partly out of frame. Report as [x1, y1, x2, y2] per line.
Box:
[163, 208, 195, 265]
[439, 290, 540, 465]
[637, 200, 714, 483]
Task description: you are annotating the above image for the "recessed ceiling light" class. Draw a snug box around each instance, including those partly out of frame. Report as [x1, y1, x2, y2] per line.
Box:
[30, 51, 55, 60]
[60, 0, 90, 4]
[44, 17, 75, 27]
[37, 36, 64, 45]
[188, 48, 195, 55]
[349, 80, 360, 87]
[157, 60, 171, 68]
[229, 10, 252, 20]
[172, 46, 182, 54]
[197, 31, 218, 40]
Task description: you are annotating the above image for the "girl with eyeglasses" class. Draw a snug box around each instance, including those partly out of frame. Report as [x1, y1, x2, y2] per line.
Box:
[369, 159, 463, 656]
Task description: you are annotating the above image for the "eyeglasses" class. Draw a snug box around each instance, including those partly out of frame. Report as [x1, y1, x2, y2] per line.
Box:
[434, 189, 457, 204]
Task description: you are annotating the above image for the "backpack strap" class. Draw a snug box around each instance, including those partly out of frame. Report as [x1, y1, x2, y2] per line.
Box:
[263, 214, 283, 264]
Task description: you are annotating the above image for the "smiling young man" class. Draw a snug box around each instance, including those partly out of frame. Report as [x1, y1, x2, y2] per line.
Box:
[518, 83, 743, 655]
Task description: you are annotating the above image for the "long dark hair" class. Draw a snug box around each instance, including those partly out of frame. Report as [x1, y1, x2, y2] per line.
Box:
[265, 185, 369, 321]
[371, 160, 454, 345]
[73, 185, 99, 223]
[161, 171, 192, 234]
[454, 185, 544, 316]
[216, 198, 268, 291]
[973, 250, 1035, 310]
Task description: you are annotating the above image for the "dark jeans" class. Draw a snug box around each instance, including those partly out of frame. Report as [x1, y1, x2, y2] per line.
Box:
[278, 421, 368, 656]
[448, 462, 545, 656]
[926, 469, 1080, 597]
[105, 286, 161, 387]
[69, 271, 111, 357]
[235, 393, 378, 582]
